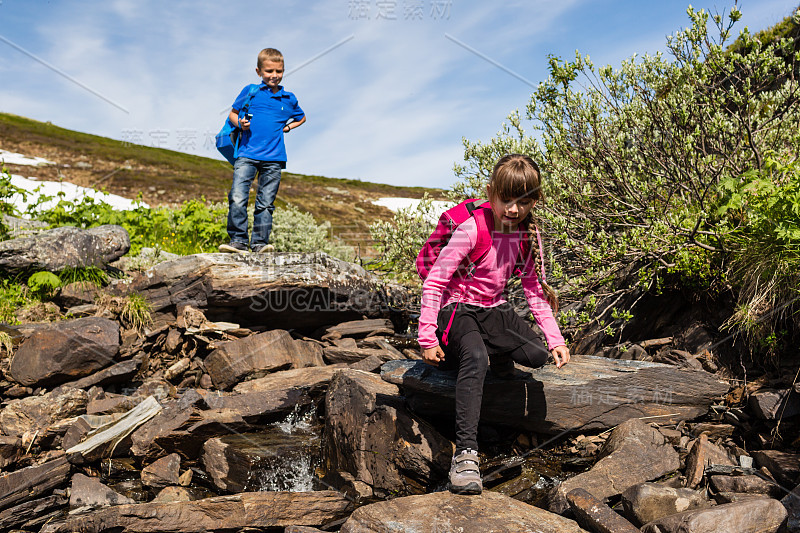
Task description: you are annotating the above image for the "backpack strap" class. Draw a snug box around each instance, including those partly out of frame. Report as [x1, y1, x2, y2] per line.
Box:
[465, 202, 493, 271]
[233, 84, 264, 159]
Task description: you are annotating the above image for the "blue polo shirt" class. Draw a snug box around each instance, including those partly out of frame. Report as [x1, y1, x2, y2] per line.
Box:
[232, 83, 305, 163]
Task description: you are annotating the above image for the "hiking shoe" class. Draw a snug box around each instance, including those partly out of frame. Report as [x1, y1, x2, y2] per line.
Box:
[252, 244, 275, 253]
[449, 449, 482, 495]
[218, 242, 248, 254]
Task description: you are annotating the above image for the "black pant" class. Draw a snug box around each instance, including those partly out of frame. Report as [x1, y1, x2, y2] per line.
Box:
[436, 303, 549, 453]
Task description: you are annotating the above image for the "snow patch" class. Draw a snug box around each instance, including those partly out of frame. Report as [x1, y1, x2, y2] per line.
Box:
[8, 174, 148, 215]
[0, 150, 55, 167]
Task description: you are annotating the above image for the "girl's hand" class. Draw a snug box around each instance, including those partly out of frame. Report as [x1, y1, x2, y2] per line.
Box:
[421, 345, 446, 366]
[551, 345, 570, 368]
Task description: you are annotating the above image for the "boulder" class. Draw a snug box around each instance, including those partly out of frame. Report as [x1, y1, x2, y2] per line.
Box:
[0, 494, 67, 531]
[621, 482, 710, 526]
[325, 369, 453, 499]
[40, 491, 352, 533]
[748, 388, 800, 419]
[141, 453, 181, 489]
[0, 386, 88, 437]
[120, 252, 406, 333]
[70, 473, 134, 510]
[152, 486, 195, 503]
[57, 281, 101, 308]
[753, 450, 800, 487]
[60, 356, 142, 390]
[9, 317, 120, 388]
[640, 498, 787, 533]
[339, 490, 585, 532]
[567, 488, 641, 533]
[202, 429, 320, 493]
[0, 455, 71, 511]
[0, 224, 130, 274]
[783, 483, 800, 533]
[549, 418, 680, 513]
[709, 474, 782, 499]
[233, 364, 348, 396]
[381, 356, 729, 435]
[204, 329, 323, 389]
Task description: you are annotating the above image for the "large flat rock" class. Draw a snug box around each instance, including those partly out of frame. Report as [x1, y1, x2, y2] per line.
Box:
[339, 490, 584, 532]
[381, 355, 730, 434]
[118, 252, 406, 332]
[0, 225, 129, 274]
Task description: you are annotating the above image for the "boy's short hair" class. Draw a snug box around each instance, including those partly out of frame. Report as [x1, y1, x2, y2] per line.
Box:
[257, 48, 284, 69]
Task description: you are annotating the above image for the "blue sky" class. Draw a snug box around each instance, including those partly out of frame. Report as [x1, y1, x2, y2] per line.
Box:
[0, 0, 797, 190]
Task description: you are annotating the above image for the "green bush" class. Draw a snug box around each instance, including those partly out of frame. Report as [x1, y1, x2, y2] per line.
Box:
[368, 195, 440, 285]
[446, 5, 800, 362]
[27, 271, 61, 299]
[0, 167, 28, 240]
[271, 203, 356, 261]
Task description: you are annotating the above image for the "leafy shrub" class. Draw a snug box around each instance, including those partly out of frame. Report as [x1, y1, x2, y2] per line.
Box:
[58, 266, 108, 287]
[271, 203, 356, 261]
[27, 271, 61, 299]
[0, 279, 29, 324]
[447, 5, 800, 362]
[0, 167, 28, 239]
[368, 195, 440, 284]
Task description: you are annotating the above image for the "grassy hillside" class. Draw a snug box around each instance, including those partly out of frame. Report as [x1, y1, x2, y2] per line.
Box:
[0, 112, 444, 247]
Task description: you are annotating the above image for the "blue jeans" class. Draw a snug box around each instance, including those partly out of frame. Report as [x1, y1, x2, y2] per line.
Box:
[227, 157, 282, 248]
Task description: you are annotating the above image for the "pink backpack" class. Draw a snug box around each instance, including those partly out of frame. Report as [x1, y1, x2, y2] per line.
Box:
[416, 199, 548, 345]
[416, 199, 494, 281]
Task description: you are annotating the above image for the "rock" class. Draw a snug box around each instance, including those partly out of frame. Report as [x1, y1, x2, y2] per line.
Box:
[9, 317, 119, 388]
[200, 388, 312, 425]
[321, 319, 395, 340]
[640, 497, 787, 533]
[381, 356, 729, 435]
[205, 329, 323, 389]
[202, 429, 320, 493]
[69, 473, 134, 510]
[60, 356, 142, 390]
[567, 487, 641, 533]
[0, 224, 130, 275]
[0, 437, 21, 469]
[325, 369, 453, 498]
[141, 453, 181, 489]
[549, 418, 680, 514]
[348, 354, 387, 373]
[748, 388, 800, 419]
[323, 346, 402, 364]
[339, 490, 584, 532]
[0, 455, 71, 511]
[783, 483, 800, 533]
[41, 491, 352, 533]
[152, 486, 195, 503]
[128, 390, 202, 459]
[0, 494, 67, 531]
[86, 393, 138, 415]
[687, 422, 735, 439]
[621, 482, 709, 526]
[57, 281, 101, 308]
[753, 450, 800, 487]
[121, 252, 405, 334]
[709, 474, 782, 498]
[0, 386, 88, 437]
[685, 434, 709, 488]
[164, 357, 190, 381]
[233, 364, 347, 396]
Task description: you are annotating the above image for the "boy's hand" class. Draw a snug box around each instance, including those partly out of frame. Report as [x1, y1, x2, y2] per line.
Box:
[551, 345, 570, 368]
[240, 117, 251, 131]
[421, 345, 446, 367]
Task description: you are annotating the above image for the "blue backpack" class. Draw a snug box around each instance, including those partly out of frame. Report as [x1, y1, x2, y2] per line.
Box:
[215, 84, 262, 165]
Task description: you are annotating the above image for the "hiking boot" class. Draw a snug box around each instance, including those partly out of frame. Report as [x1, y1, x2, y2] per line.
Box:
[449, 449, 482, 495]
[218, 242, 248, 254]
[252, 244, 275, 253]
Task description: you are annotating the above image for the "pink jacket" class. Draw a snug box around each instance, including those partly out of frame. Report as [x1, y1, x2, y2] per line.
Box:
[418, 216, 566, 350]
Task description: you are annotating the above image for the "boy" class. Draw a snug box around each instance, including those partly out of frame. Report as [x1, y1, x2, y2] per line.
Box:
[219, 48, 306, 254]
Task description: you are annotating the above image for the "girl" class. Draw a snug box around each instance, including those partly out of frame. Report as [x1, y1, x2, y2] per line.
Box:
[419, 154, 570, 495]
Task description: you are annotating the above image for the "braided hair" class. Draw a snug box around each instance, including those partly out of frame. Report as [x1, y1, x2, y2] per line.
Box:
[489, 154, 559, 312]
